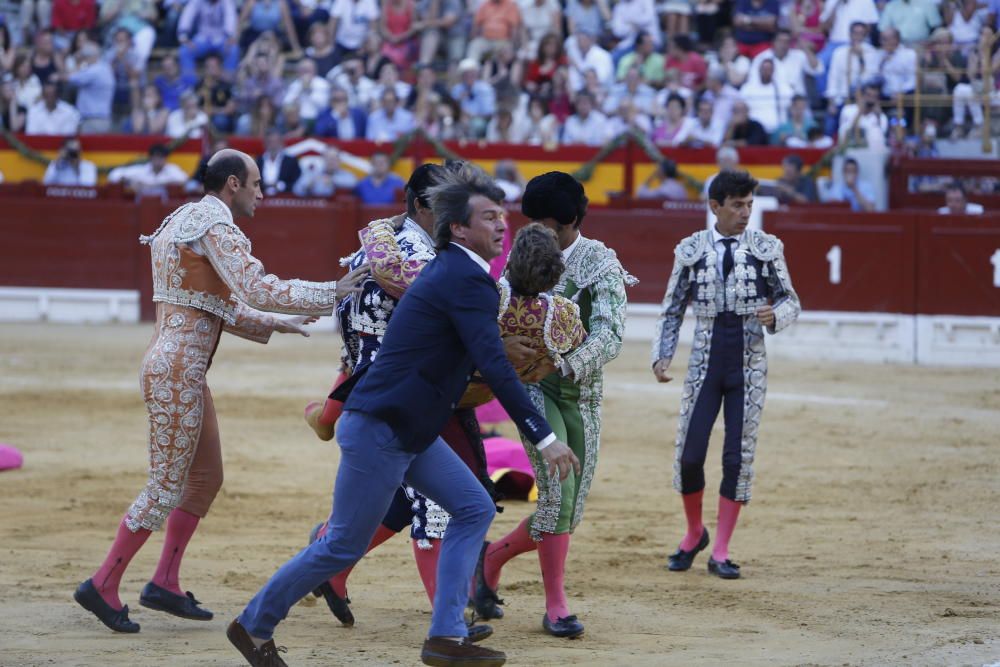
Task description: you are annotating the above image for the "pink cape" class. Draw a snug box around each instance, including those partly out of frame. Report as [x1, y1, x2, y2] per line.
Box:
[484, 437, 536, 501]
[0, 444, 24, 471]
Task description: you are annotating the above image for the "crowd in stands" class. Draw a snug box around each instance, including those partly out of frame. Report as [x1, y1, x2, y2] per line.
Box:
[0, 0, 996, 153]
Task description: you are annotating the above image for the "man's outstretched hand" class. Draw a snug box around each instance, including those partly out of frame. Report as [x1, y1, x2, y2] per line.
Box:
[540, 439, 581, 481]
[336, 264, 370, 299]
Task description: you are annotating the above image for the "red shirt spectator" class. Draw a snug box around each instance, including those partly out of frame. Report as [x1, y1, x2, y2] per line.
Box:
[475, 0, 522, 41]
[52, 0, 97, 32]
[665, 35, 708, 90]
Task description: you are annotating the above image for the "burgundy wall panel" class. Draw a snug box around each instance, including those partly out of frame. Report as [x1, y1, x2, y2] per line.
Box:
[916, 214, 1000, 316]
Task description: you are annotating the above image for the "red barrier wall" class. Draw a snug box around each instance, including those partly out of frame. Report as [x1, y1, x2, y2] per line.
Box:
[3, 195, 1000, 318]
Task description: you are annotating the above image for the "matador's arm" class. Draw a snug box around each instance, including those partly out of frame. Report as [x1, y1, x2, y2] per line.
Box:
[359, 218, 430, 299]
[764, 241, 801, 334]
[651, 252, 693, 366]
[564, 269, 627, 384]
[223, 302, 277, 343]
[200, 222, 338, 316]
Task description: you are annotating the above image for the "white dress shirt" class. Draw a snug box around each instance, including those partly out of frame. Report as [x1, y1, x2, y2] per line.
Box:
[819, 0, 880, 44]
[261, 152, 283, 190]
[938, 203, 984, 215]
[565, 38, 614, 91]
[878, 45, 917, 96]
[712, 225, 741, 281]
[740, 78, 794, 133]
[748, 48, 824, 96]
[825, 42, 881, 104]
[25, 101, 80, 135]
[562, 111, 610, 146]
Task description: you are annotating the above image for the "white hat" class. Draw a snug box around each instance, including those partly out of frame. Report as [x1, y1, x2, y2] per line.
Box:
[458, 58, 480, 73]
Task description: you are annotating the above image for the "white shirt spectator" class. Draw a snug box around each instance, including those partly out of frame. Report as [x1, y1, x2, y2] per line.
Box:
[748, 48, 824, 97]
[740, 77, 794, 132]
[938, 203, 984, 214]
[166, 108, 209, 138]
[108, 162, 188, 191]
[826, 42, 880, 104]
[686, 117, 725, 146]
[819, 0, 880, 44]
[605, 112, 653, 136]
[43, 159, 98, 186]
[519, 0, 561, 56]
[950, 8, 987, 47]
[283, 76, 331, 121]
[327, 69, 377, 109]
[14, 75, 42, 109]
[603, 81, 657, 115]
[25, 100, 80, 135]
[565, 37, 614, 92]
[610, 0, 661, 46]
[878, 44, 918, 95]
[837, 102, 888, 148]
[562, 110, 610, 145]
[330, 0, 380, 50]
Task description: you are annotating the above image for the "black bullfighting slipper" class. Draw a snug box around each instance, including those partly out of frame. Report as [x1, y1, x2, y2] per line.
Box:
[707, 557, 742, 579]
[470, 542, 504, 620]
[542, 613, 585, 639]
[308, 522, 355, 627]
[74, 578, 140, 633]
[667, 527, 710, 571]
[139, 581, 214, 620]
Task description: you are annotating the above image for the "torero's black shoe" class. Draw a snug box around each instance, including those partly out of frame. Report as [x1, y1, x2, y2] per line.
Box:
[707, 557, 742, 579]
[421, 637, 506, 667]
[73, 579, 140, 633]
[227, 619, 289, 667]
[308, 522, 355, 627]
[467, 623, 494, 643]
[542, 613, 585, 639]
[470, 542, 504, 621]
[667, 528, 710, 572]
[139, 582, 213, 620]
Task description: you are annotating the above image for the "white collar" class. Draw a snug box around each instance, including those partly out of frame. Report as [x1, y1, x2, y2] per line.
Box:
[203, 194, 235, 224]
[712, 225, 740, 244]
[403, 216, 435, 250]
[450, 242, 491, 274]
[562, 233, 583, 261]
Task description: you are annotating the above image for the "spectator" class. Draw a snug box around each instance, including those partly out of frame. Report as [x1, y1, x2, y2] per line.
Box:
[655, 67, 695, 111]
[548, 65, 574, 120]
[188, 137, 230, 193]
[30, 29, 64, 85]
[662, 0, 694, 37]
[106, 28, 142, 122]
[66, 42, 114, 133]
[838, 81, 888, 147]
[379, 0, 418, 70]
[825, 21, 879, 115]
[794, 125, 835, 148]
[604, 65, 656, 115]
[329, 0, 380, 64]
[294, 146, 358, 196]
[26, 80, 80, 135]
[197, 53, 237, 132]
[108, 144, 188, 195]
[166, 90, 209, 138]
[607, 97, 653, 135]
[701, 145, 741, 199]
[684, 96, 725, 146]
[947, 0, 987, 49]
[919, 28, 968, 128]
[240, 29, 288, 78]
[0, 73, 26, 132]
[637, 158, 688, 200]
[819, 0, 879, 49]
[951, 29, 995, 138]
[770, 153, 819, 203]
[12, 54, 42, 109]
[709, 34, 751, 87]
[579, 66, 609, 107]
[520, 0, 562, 60]
[416, 0, 466, 66]
[562, 90, 609, 145]
[127, 84, 169, 134]
[405, 63, 449, 108]
[609, 0, 661, 50]
[878, 27, 918, 100]
[566, 0, 610, 38]
[0, 23, 15, 73]
[43, 136, 97, 186]
[652, 93, 696, 146]
[723, 99, 770, 145]
[306, 21, 338, 76]
[615, 31, 665, 85]
[521, 95, 560, 145]
[314, 85, 367, 138]
[422, 96, 469, 139]
[695, 0, 726, 48]
[450, 58, 496, 136]
[98, 0, 159, 67]
[51, 0, 97, 49]
[879, 0, 941, 44]
[700, 65, 740, 130]
[235, 49, 285, 116]
[154, 55, 196, 112]
[467, 0, 521, 62]
[748, 28, 824, 98]
[239, 0, 302, 52]
[365, 87, 415, 140]
[354, 150, 404, 203]
[177, 0, 240, 77]
[278, 102, 309, 138]
[740, 57, 794, 133]
[483, 41, 523, 102]
[823, 157, 876, 210]
[371, 60, 412, 103]
[938, 181, 985, 214]
[525, 32, 567, 94]
[790, 0, 826, 53]
[283, 57, 330, 124]
[732, 0, 779, 58]
[257, 128, 303, 195]
[486, 106, 530, 142]
[565, 29, 613, 92]
[493, 158, 524, 201]
[236, 93, 279, 136]
[665, 34, 708, 89]
[772, 94, 816, 144]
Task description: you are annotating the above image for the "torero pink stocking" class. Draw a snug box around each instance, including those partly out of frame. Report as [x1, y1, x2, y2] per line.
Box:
[537, 532, 571, 622]
[91, 517, 152, 610]
[411, 538, 441, 604]
[712, 496, 743, 562]
[483, 516, 538, 590]
[679, 489, 706, 551]
[151, 508, 200, 596]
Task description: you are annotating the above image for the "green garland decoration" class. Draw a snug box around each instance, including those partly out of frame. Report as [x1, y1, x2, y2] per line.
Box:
[571, 129, 705, 192]
[0, 127, 194, 175]
[385, 128, 462, 166]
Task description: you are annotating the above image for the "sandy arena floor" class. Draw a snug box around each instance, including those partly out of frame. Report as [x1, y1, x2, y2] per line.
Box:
[0, 322, 998, 667]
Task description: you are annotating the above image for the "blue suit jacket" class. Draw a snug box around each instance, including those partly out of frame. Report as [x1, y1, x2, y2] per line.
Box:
[346, 244, 553, 453]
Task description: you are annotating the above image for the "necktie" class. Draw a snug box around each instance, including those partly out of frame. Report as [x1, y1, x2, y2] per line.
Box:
[722, 238, 736, 280]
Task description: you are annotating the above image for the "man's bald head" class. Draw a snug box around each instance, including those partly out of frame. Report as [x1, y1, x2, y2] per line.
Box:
[204, 149, 252, 193]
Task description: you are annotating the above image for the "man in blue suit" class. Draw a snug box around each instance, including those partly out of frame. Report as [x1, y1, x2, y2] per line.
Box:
[228, 164, 579, 667]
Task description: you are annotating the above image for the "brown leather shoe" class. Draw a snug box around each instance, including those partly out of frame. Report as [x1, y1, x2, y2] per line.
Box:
[420, 637, 506, 667]
[227, 619, 289, 667]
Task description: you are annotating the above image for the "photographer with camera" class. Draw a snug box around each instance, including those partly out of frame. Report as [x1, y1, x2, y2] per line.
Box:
[43, 136, 98, 186]
[837, 80, 888, 148]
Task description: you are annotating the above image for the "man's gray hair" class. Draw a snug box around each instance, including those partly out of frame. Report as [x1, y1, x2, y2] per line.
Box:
[427, 163, 505, 251]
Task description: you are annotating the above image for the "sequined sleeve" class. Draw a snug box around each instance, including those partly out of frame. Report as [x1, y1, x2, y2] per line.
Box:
[651, 254, 693, 365]
[200, 223, 338, 316]
[764, 243, 801, 334]
[565, 267, 627, 384]
[223, 302, 277, 343]
[546, 295, 587, 361]
[359, 218, 429, 300]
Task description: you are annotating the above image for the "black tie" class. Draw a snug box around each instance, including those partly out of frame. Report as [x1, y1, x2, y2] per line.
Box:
[722, 238, 736, 280]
